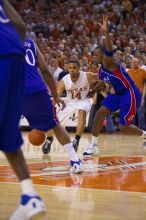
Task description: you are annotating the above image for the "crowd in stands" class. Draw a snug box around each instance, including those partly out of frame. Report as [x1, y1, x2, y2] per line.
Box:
[14, 0, 146, 130]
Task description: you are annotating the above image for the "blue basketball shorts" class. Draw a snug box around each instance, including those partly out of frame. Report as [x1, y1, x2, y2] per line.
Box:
[22, 90, 59, 131]
[102, 86, 142, 126]
[0, 56, 25, 152]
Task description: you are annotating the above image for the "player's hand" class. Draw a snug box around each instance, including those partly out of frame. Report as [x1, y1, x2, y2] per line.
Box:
[98, 15, 108, 33]
[54, 97, 66, 110]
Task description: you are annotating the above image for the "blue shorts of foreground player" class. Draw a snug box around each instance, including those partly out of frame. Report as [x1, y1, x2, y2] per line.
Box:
[0, 56, 25, 152]
[102, 85, 142, 126]
[22, 90, 59, 132]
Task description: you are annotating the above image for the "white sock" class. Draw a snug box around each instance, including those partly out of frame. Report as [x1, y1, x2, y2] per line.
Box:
[142, 130, 146, 137]
[91, 135, 98, 146]
[21, 179, 37, 195]
[63, 143, 79, 161]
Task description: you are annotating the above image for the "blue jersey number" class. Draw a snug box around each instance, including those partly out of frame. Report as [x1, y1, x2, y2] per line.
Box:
[25, 49, 36, 66]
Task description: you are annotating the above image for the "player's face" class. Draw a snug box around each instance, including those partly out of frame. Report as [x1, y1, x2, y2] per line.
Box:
[68, 63, 80, 77]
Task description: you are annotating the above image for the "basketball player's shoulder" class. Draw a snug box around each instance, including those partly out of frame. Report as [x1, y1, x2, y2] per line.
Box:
[24, 38, 33, 48]
[79, 70, 88, 78]
[62, 73, 71, 82]
[81, 71, 93, 81]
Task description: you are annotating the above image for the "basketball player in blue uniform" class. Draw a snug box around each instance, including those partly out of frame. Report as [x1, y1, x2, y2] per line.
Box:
[22, 38, 83, 174]
[0, 1, 46, 219]
[83, 15, 146, 156]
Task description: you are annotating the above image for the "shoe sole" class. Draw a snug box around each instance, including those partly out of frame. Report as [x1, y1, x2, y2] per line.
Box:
[42, 147, 50, 154]
[83, 153, 99, 158]
[70, 168, 83, 174]
[74, 169, 83, 174]
[83, 154, 93, 157]
[29, 209, 46, 220]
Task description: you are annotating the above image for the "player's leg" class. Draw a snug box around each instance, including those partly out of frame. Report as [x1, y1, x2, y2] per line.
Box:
[118, 115, 146, 146]
[5, 149, 46, 220]
[53, 102, 83, 170]
[83, 94, 118, 156]
[72, 99, 92, 152]
[83, 106, 110, 156]
[73, 109, 87, 152]
[119, 123, 146, 147]
[23, 91, 83, 173]
[0, 57, 46, 219]
[119, 124, 143, 135]
[118, 87, 145, 137]
[23, 92, 54, 154]
[48, 101, 83, 173]
[42, 102, 77, 154]
[53, 124, 83, 173]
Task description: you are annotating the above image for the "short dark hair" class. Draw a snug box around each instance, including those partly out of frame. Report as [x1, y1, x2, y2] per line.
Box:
[68, 60, 80, 67]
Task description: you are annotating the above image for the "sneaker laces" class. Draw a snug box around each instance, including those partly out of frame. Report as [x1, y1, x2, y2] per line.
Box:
[86, 143, 97, 150]
[43, 140, 50, 148]
[73, 139, 79, 145]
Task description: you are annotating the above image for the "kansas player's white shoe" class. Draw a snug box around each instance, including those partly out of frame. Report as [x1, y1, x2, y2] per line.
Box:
[9, 194, 46, 220]
[70, 159, 83, 174]
[83, 143, 99, 156]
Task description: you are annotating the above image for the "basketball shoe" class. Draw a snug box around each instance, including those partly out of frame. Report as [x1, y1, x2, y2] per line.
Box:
[72, 138, 79, 152]
[83, 143, 99, 156]
[42, 137, 53, 154]
[70, 159, 83, 174]
[9, 194, 47, 220]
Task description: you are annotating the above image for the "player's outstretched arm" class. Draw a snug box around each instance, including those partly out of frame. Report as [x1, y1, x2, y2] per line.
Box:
[98, 15, 113, 52]
[86, 72, 99, 85]
[3, 0, 26, 41]
[98, 15, 116, 70]
[87, 72, 104, 91]
[86, 72, 105, 98]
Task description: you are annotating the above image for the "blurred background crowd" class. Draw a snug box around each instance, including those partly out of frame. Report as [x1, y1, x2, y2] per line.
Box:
[13, 0, 146, 131]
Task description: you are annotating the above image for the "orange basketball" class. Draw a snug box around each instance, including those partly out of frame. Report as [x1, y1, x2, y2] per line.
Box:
[28, 129, 45, 146]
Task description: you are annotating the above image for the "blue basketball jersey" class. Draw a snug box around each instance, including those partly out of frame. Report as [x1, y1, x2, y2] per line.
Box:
[99, 63, 141, 125]
[0, 1, 25, 57]
[24, 38, 47, 94]
[98, 63, 135, 93]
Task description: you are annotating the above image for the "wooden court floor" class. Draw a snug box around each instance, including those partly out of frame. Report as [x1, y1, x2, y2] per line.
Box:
[0, 132, 146, 220]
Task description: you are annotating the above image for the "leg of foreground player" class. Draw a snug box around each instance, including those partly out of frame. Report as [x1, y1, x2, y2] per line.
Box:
[5, 149, 46, 220]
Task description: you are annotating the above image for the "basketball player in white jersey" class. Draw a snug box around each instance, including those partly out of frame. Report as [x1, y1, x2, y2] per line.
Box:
[42, 60, 99, 153]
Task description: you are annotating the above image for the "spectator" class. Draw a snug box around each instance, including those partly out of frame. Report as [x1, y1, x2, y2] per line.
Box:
[128, 57, 146, 129]
[48, 58, 63, 84]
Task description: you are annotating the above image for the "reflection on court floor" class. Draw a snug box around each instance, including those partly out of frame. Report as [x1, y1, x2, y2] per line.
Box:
[1, 155, 146, 192]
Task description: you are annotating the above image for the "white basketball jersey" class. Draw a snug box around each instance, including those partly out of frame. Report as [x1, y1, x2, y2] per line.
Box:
[63, 71, 90, 101]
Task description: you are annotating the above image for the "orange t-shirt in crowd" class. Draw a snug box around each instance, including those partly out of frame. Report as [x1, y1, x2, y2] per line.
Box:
[128, 68, 146, 92]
